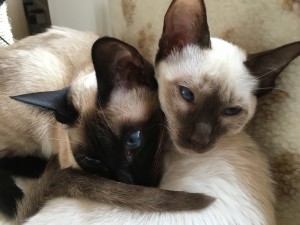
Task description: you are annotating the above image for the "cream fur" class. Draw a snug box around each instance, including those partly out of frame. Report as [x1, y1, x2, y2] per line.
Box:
[23, 133, 275, 225]
[104, 87, 159, 137]
[2, 0, 298, 223]
[0, 26, 163, 224]
[154, 39, 260, 159]
[68, 72, 98, 115]
[107, 1, 300, 223]
[0, 27, 98, 162]
[158, 38, 255, 98]
[20, 36, 275, 225]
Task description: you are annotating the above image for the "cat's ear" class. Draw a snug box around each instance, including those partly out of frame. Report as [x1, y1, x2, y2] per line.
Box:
[156, 0, 211, 62]
[10, 87, 78, 124]
[245, 41, 300, 97]
[91, 37, 156, 105]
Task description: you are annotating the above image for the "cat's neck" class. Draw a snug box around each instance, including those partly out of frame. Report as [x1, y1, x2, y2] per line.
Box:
[160, 130, 264, 193]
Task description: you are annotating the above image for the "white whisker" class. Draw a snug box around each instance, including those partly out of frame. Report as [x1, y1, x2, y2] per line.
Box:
[153, 125, 166, 169]
[256, 62, 287, 80]
[255, 87, 287, 92]
[96, 98, 113, 132]
[47, 138, 87, 148]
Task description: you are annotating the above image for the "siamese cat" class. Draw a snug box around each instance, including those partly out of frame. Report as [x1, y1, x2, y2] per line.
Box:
[0, 27, 213, 219]
[0, 156, 47, 217]
[19, 0, 300, 225]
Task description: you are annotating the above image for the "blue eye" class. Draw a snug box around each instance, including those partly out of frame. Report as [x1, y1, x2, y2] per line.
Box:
[223, 107, 242, 116]
[180, 86, 194, 102]
[125, 131, 142, 149]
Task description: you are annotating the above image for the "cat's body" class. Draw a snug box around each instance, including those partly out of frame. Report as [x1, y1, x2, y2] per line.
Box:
[21, 38, 276, 225]
[23, 132, 274, 225]
[0, 26, 213, 219]
[0, 27, 97, 161]
[17, 0, 300, 224]
[0, 27, 98, 216]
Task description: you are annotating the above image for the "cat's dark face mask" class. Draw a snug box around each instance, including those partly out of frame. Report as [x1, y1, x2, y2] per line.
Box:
[11, 37, 164, 186]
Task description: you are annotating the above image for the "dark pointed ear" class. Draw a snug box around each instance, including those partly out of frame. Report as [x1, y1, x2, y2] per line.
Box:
[244, 41, 300, 97]
[10, 87, 78, 124]
[155, 0, 211, 62]
[91, 37, 156, 105]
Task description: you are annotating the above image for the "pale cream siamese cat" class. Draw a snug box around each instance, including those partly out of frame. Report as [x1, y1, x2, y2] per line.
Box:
[18, 0, 300, 224]
[0, 27, 213, 219]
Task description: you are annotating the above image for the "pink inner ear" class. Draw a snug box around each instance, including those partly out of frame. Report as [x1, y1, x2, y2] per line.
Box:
[156, 0, 210, 61]
[114, 48, 143, 70]
[244, 41, 300, 97]
[167, 3, 195, 31]
[113, 49, 133, 67]
[164, 2, 200, 47]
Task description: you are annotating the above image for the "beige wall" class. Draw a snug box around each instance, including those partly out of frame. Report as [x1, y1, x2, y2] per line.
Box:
[48, 0, 111, 35]
[6, 0, 29, 40]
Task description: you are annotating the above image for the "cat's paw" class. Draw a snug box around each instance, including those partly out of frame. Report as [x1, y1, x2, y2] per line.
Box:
[0, 170, 23, 217]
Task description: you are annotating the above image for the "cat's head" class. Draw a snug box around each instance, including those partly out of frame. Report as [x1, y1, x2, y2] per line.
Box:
[11, 37, 164, 186]
[155, 0, 300, 154]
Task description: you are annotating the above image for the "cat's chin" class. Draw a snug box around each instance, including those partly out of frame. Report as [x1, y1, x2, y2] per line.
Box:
[173, 141, 214, 155]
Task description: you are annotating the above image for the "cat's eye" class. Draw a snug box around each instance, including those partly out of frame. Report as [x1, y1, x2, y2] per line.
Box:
[223, 107, 242, 116]
[125, 130, 142, 149]
[179, 86, 194, 102]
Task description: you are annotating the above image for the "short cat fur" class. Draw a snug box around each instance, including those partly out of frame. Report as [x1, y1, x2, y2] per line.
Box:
[21, 0, 300, 224]
[0, 27, 213, 218]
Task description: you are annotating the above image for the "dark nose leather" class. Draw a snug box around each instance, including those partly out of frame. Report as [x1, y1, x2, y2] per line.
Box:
[190, 122, 212, 146]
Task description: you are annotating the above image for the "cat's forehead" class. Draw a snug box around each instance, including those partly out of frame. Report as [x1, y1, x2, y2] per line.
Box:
[69, 72, 98, 114]
[106, 87, 158, 123]
[156, 38, 258, 100]
[99, 87, 159, 137]
[69, 73, 158, 137]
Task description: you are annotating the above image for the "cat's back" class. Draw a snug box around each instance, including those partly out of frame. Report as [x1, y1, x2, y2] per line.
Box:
[0, 27, 99, 156]
[0, 27, 98, 94]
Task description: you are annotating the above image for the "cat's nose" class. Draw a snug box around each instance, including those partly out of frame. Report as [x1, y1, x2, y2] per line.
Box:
[190, 135, 209, 146]
[190, 122, 212, 147]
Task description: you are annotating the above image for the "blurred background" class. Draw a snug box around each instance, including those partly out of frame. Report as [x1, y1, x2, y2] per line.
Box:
[1, 0, 112, 42]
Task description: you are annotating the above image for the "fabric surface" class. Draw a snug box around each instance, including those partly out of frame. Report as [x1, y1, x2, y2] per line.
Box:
[107, 0, 300, 224]
[0, 2, 13, 46]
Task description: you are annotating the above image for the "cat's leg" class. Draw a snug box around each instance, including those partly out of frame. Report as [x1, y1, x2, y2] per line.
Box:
[0, 156, 47, 178]
[15, 156, 214, 224]
[0, 169, 23, 218]
[0, 155, 47, 217]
